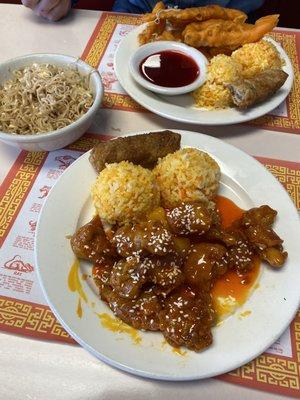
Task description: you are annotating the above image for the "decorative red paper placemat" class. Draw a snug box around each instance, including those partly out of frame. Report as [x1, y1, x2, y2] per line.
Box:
[81, 12, 300, 135]
[0, 133, 299, 397]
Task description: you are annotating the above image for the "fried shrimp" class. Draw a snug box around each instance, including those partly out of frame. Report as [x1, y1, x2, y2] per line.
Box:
[142, 1, 165, 23]
[143, 4, 247, 25]
[138, 19, 166, 45]
[183, 15, 279, 48]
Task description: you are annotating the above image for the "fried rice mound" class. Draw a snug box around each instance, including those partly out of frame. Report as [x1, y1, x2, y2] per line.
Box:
[91, 161, 160, 225]
[154, 148, 220, 208]
[193, 54, 242, 109]
[231, 39, 283, 79]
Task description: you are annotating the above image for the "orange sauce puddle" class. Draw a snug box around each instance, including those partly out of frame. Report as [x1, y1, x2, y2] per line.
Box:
[212, 196, 261, 319]
[172, 347, 187, 356]
[68, 259, 88, 318]
[239, 310, 252, 319]
[212, 258, 260, 318]
[77, 298, 83, 318]
[215, 195, 245, 229]
[96, 313, 141, 345]
[161, 339, 187, 356]
[68, 259, 87, 302]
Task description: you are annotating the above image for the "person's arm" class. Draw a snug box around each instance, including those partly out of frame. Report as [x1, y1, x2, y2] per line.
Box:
[21, 0, 72, 21]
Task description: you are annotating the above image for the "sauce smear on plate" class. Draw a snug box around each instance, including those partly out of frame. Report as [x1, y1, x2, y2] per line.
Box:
[140, 51, 199, 87]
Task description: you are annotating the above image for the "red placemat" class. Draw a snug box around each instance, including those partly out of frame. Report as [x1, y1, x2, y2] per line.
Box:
[81, 12, 300, 134]
[0, 133, 299, 397]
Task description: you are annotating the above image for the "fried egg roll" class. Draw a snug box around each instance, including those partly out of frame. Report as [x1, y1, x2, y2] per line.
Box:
[227, 68, 288, 109]
[89, 131, 181, 173]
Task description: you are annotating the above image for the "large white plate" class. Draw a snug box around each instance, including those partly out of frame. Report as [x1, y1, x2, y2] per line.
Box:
[35, 131, 300, 381]
[114, 26, 294, 125]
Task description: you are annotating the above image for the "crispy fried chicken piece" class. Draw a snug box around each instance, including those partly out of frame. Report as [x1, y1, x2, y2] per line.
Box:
[260, 246, 287, 268]
[203, 224, 256, 272]
[111, 225, 146, 258]
[240, 205, 287, 267]
[226, 236, 254, 271]
[89, 131, 181, 173]
[110, 253, 184, 299]
[93, 259, 115, 293]
[159, 285, 215, 351]
[149, 254, 185, 295]
[112, 221, 174, 257]
[105, 288, 162, 331]
[242, 205, 277, 227]
[70, 215, 116, 263]
[110, 256, 152, 299]
[183, 15, 279, 48]
[204, 226, 238, 247]
[205, 205, 287, 269]
[166, 202, 212, 235]
[184, 243, 228, 285]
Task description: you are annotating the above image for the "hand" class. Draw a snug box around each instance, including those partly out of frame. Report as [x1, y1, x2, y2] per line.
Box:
[21, 0, 72, 21]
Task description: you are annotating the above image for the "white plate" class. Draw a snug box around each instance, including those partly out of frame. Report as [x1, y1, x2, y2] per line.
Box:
[35, 131, 300, 381]
[114, 26, 294, 125]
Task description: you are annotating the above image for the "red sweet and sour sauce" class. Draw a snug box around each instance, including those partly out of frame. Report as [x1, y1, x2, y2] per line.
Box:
[140, 50, 200, 88]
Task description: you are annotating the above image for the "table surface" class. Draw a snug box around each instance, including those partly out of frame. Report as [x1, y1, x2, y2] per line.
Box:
[0, 4, 299, 400]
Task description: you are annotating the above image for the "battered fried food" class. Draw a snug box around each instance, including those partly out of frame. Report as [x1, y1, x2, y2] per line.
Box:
[203, 46, 238, 58]
[138, 19, 166, 45]
[89, 130, 181, 173]
[154, 29, 183, 42]
[139, 3, 279, 60]
[70, 215, 116, 263]
[142, 1, 165, 23]
[183, 15, 279, 48]
[227, 68, 288, 109]
[139, 4, 248, 45]
[143, 4, 247, 25]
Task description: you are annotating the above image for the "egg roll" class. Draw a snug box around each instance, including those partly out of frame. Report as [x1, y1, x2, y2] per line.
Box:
[227, 68, 288, 109]
[89, 130, 181, 173]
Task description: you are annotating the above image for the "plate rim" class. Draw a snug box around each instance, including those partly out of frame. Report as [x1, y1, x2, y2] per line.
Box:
[35, 130, 300, 381]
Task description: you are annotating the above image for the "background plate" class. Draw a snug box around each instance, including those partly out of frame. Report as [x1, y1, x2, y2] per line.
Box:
[114, 27, 293, 125]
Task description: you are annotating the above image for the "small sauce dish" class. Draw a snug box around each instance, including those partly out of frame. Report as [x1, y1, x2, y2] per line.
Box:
[129, 41, 208, 95]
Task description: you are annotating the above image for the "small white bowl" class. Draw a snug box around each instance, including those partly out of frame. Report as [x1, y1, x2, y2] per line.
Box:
[129, 41, 208, 96]
[0, 53, 103, 151]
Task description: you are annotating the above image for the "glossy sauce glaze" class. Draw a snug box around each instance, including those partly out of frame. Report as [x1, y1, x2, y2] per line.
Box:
[69, 197, 261, 338]
[216, 195, 245, 229]
[140, 51, 200, 87]
[212, 196, 261, 318]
